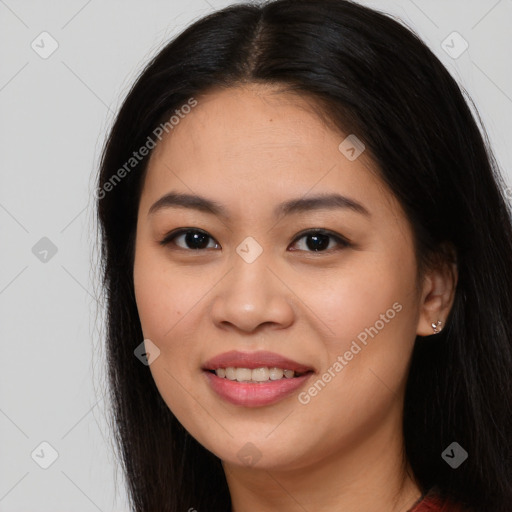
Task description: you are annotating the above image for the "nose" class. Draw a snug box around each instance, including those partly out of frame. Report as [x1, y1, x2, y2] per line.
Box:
[210, 248, 295, 334]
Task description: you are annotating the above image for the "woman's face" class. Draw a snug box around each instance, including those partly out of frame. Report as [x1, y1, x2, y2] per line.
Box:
[133, 84, 428, 471]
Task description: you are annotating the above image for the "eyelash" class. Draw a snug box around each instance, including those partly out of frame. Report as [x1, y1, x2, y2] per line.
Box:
[158, 228, 351, 254]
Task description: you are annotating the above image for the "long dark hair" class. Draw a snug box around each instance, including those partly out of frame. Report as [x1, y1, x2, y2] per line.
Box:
[95, 1, 512, 510]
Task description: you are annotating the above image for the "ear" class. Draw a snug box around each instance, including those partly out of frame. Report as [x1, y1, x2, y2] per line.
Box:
[416, 248, 458, 337]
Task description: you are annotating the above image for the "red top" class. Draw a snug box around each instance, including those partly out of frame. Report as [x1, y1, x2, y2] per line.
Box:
[409, 491, 465, 512]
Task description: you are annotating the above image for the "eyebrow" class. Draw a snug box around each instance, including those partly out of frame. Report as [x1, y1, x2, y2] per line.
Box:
[148, 191, 370, 219]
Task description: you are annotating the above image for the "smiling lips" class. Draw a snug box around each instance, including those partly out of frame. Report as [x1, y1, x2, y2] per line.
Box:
[202, 350, 315, 407]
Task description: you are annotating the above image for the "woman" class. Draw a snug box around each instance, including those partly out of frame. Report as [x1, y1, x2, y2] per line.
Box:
[95, 1, 512, 510]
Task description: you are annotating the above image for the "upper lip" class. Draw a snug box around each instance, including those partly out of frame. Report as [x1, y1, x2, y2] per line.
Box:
[202, 350, 315, 373]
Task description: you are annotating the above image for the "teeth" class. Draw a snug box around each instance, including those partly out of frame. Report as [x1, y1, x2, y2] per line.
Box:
[269, 367, 284, 380]
[225, 367, 236, 380]
[235, 368, 252, 382]
[215, 367, 298, 382]
[252, 367, 270, 382]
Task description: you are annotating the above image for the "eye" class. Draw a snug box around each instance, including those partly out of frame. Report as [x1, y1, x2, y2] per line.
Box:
[289, 229, 350, 253]
[159, 228, 350, 253]
[159, 228, 220, 250]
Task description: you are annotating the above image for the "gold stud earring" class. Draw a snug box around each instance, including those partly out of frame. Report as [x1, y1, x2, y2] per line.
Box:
[431, 320, 443, 334]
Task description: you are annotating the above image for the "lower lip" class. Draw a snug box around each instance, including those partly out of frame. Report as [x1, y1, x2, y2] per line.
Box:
[203, 371, 313, 407]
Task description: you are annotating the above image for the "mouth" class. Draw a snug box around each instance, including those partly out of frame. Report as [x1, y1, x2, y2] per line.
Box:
[202, 351, 315, 407]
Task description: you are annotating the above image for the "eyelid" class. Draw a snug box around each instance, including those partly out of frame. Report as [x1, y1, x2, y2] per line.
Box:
[159, 227, 351, 252]
[159, 227, 218, 249]
[291, 228, 351, 247]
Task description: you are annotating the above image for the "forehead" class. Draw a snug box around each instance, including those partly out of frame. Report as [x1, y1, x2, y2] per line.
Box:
[152, 84, 339, 163]
[140, 84, 398, 221]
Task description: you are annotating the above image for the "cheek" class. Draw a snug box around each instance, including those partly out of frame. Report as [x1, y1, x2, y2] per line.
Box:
[133, 242, 195, 341]
[132, 242, 213, 376]
[292, 268, 418, 456]
[303, 250, 420, 407]
[306, 252, 418, 347]
[133, 249, 209, 435]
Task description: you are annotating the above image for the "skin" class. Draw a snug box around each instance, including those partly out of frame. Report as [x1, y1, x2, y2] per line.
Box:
[133, 83, 457, 512]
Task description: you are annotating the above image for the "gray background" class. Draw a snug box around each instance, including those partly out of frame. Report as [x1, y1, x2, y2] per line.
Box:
[1, 0, 511, 510]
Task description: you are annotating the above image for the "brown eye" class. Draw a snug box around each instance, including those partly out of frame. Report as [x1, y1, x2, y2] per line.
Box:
[289, 229, 350, 253]
[160, 229, 220, 250]
[159, 228, 350, 253]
